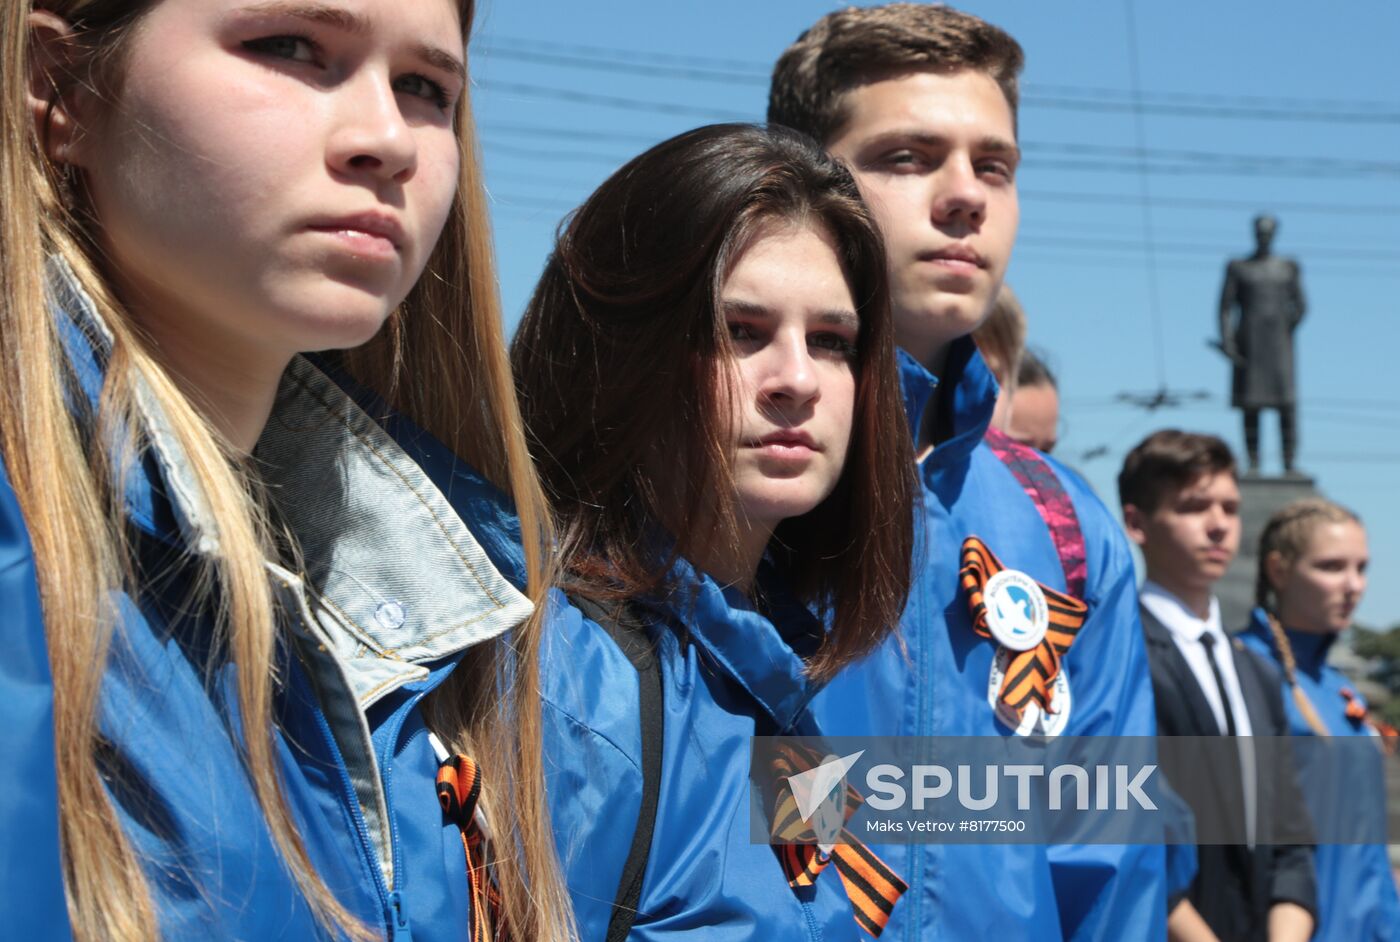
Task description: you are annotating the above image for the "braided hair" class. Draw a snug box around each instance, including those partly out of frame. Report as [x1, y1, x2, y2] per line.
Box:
[1255, 497, 1362, 736]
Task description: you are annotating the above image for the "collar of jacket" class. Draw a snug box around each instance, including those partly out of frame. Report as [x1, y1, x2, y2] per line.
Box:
[1244, 606, 1336, 674]
[49, 256, 533, 709]
[653, 555, 822, 734]
[897, 337, 998, 468]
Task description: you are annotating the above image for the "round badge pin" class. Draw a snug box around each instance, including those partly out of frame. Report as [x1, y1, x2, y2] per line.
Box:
[988, 649, 1073, 737]
[983, 569, 1049, 652]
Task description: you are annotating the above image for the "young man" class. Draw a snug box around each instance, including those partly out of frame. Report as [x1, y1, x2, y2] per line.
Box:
[1119, 430, 1315, 942]
[769, 6, 1164, 940]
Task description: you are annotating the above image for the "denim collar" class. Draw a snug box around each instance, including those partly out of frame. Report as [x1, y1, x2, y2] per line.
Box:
[51, 257, 532, 708]
[897, 336, 999, 468]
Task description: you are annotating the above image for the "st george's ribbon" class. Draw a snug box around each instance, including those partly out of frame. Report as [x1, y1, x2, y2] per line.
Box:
[767, 742, 907, 937]
[960, 536, 1089, 722]
[436, 754, 507, 941]
[1341, 686, 1400, 752]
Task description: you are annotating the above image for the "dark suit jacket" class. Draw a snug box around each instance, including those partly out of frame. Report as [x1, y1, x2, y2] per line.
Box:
[1141, 605, 1316, 941]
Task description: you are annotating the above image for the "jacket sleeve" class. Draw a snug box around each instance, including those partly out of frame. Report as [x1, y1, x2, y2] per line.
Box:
[1045, 483, 1167, 940]
[0, 463, 74, 940]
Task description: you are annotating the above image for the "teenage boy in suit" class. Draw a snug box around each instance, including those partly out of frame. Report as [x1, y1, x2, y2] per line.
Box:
[1119, 430, 1315, 942]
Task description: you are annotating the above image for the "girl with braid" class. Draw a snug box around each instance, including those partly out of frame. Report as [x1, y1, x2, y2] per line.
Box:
[1240, 498, 1400, 940]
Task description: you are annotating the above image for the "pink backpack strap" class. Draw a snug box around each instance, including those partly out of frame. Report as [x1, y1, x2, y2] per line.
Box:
[984, 427, 1088, 600]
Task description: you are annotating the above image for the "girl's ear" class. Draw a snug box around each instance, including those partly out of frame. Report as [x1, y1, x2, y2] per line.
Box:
[26, 11, 92, 167]
[1264, 550, 1289, 599]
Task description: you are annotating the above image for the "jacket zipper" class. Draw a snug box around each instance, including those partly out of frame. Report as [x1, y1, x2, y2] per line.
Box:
[374, 675, 457, 941]
[300, 666, 399, 937]
[377, 687, 429, 920]
[801, 899, 824, 942]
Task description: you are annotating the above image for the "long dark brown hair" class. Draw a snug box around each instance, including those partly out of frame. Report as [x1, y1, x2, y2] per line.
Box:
[512, 123, 915, 683]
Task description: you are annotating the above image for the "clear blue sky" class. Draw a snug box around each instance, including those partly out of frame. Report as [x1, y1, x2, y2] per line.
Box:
[469, 1, 1400, 628]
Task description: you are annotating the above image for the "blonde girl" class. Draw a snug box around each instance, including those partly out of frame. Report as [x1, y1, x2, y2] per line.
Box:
[1240, 498, 1399, 941]
[4, 1, 570, 939]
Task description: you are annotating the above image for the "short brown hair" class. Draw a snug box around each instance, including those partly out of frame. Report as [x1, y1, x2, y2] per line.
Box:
[1117, 430, 1237, 514]
[512, 124, 916, 684]
[768, 3, 1024, 144]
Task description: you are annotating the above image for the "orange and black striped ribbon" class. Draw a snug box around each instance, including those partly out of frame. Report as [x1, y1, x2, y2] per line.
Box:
[960, 537, 1089, 721]
[1341, 686, 1368, 723]
[436, 755, 506, 942]
[768, 743, 907, 937]
[1341, 687, 1400, 753]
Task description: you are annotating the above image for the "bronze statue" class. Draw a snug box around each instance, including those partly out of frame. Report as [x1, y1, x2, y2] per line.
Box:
[1217, 215, 1306, 473]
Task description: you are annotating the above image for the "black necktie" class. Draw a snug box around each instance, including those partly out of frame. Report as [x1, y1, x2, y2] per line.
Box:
[1200, 633, 1238, 737]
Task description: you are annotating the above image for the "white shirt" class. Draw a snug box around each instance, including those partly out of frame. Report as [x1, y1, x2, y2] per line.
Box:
[1141, 580, 1257, 844]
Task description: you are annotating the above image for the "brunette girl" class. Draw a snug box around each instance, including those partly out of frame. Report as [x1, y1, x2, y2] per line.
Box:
[5, 2, 570, 939]
[1240, 498, 1400, 940]
[511, 124, 917, 940]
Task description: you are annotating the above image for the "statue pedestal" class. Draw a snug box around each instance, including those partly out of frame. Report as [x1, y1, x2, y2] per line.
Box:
[1218, 472, 1318, 632]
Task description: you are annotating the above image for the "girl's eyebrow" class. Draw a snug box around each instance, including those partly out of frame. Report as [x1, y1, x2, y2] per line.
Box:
[239, 1, 465, 82]
[817, 310, 860, 331]
[722, 300, 859, 331]
[721, 299, 772, 319]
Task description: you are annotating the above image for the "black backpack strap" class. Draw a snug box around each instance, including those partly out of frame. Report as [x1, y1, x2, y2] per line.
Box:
[568, 595, 663, 942]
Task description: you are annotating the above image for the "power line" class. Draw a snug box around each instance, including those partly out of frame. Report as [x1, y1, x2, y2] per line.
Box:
[1022, 216, 1400, 246]
[483, 35, 768, 73]
[1016, 234, 1400, 262]
[1018, 189, 1400, 218]
[477, 79, 747, 121]
[481, 163, 1400, 220]
[1020, 94, 1400, 124]
[480, 46, 766, 85]
[479, 121, 1400, 178]
[1023, 142, 1400, 178]
[482, 190, 1400, 275]
[1023, 157, 1399, 180]
[483, 122, 661, 145]
[480, 139, 629, 165]
[480, 36, 1400, 124]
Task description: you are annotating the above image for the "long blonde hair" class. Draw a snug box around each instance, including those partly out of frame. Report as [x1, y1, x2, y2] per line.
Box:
[3, 3, 570, 940]
[1255, 497, 1363, 738]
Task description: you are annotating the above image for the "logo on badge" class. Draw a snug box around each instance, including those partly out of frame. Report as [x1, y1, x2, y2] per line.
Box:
[987, 649, 1073, 736]
[983, 569, 1049, 652]
[787, 751, 862, 854]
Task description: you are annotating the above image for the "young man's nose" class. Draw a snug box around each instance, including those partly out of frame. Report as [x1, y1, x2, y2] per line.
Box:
[327, 75, 418, 184]
[929, 155, 986, 229]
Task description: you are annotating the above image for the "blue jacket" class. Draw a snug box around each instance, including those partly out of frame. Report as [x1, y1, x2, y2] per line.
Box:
[537, 559, 882, 941]
[810, 342, 1167, 942]
[8, 260, 534, 940]
[0, 466, 71, 941]
[1240, 609, 1400, 941]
